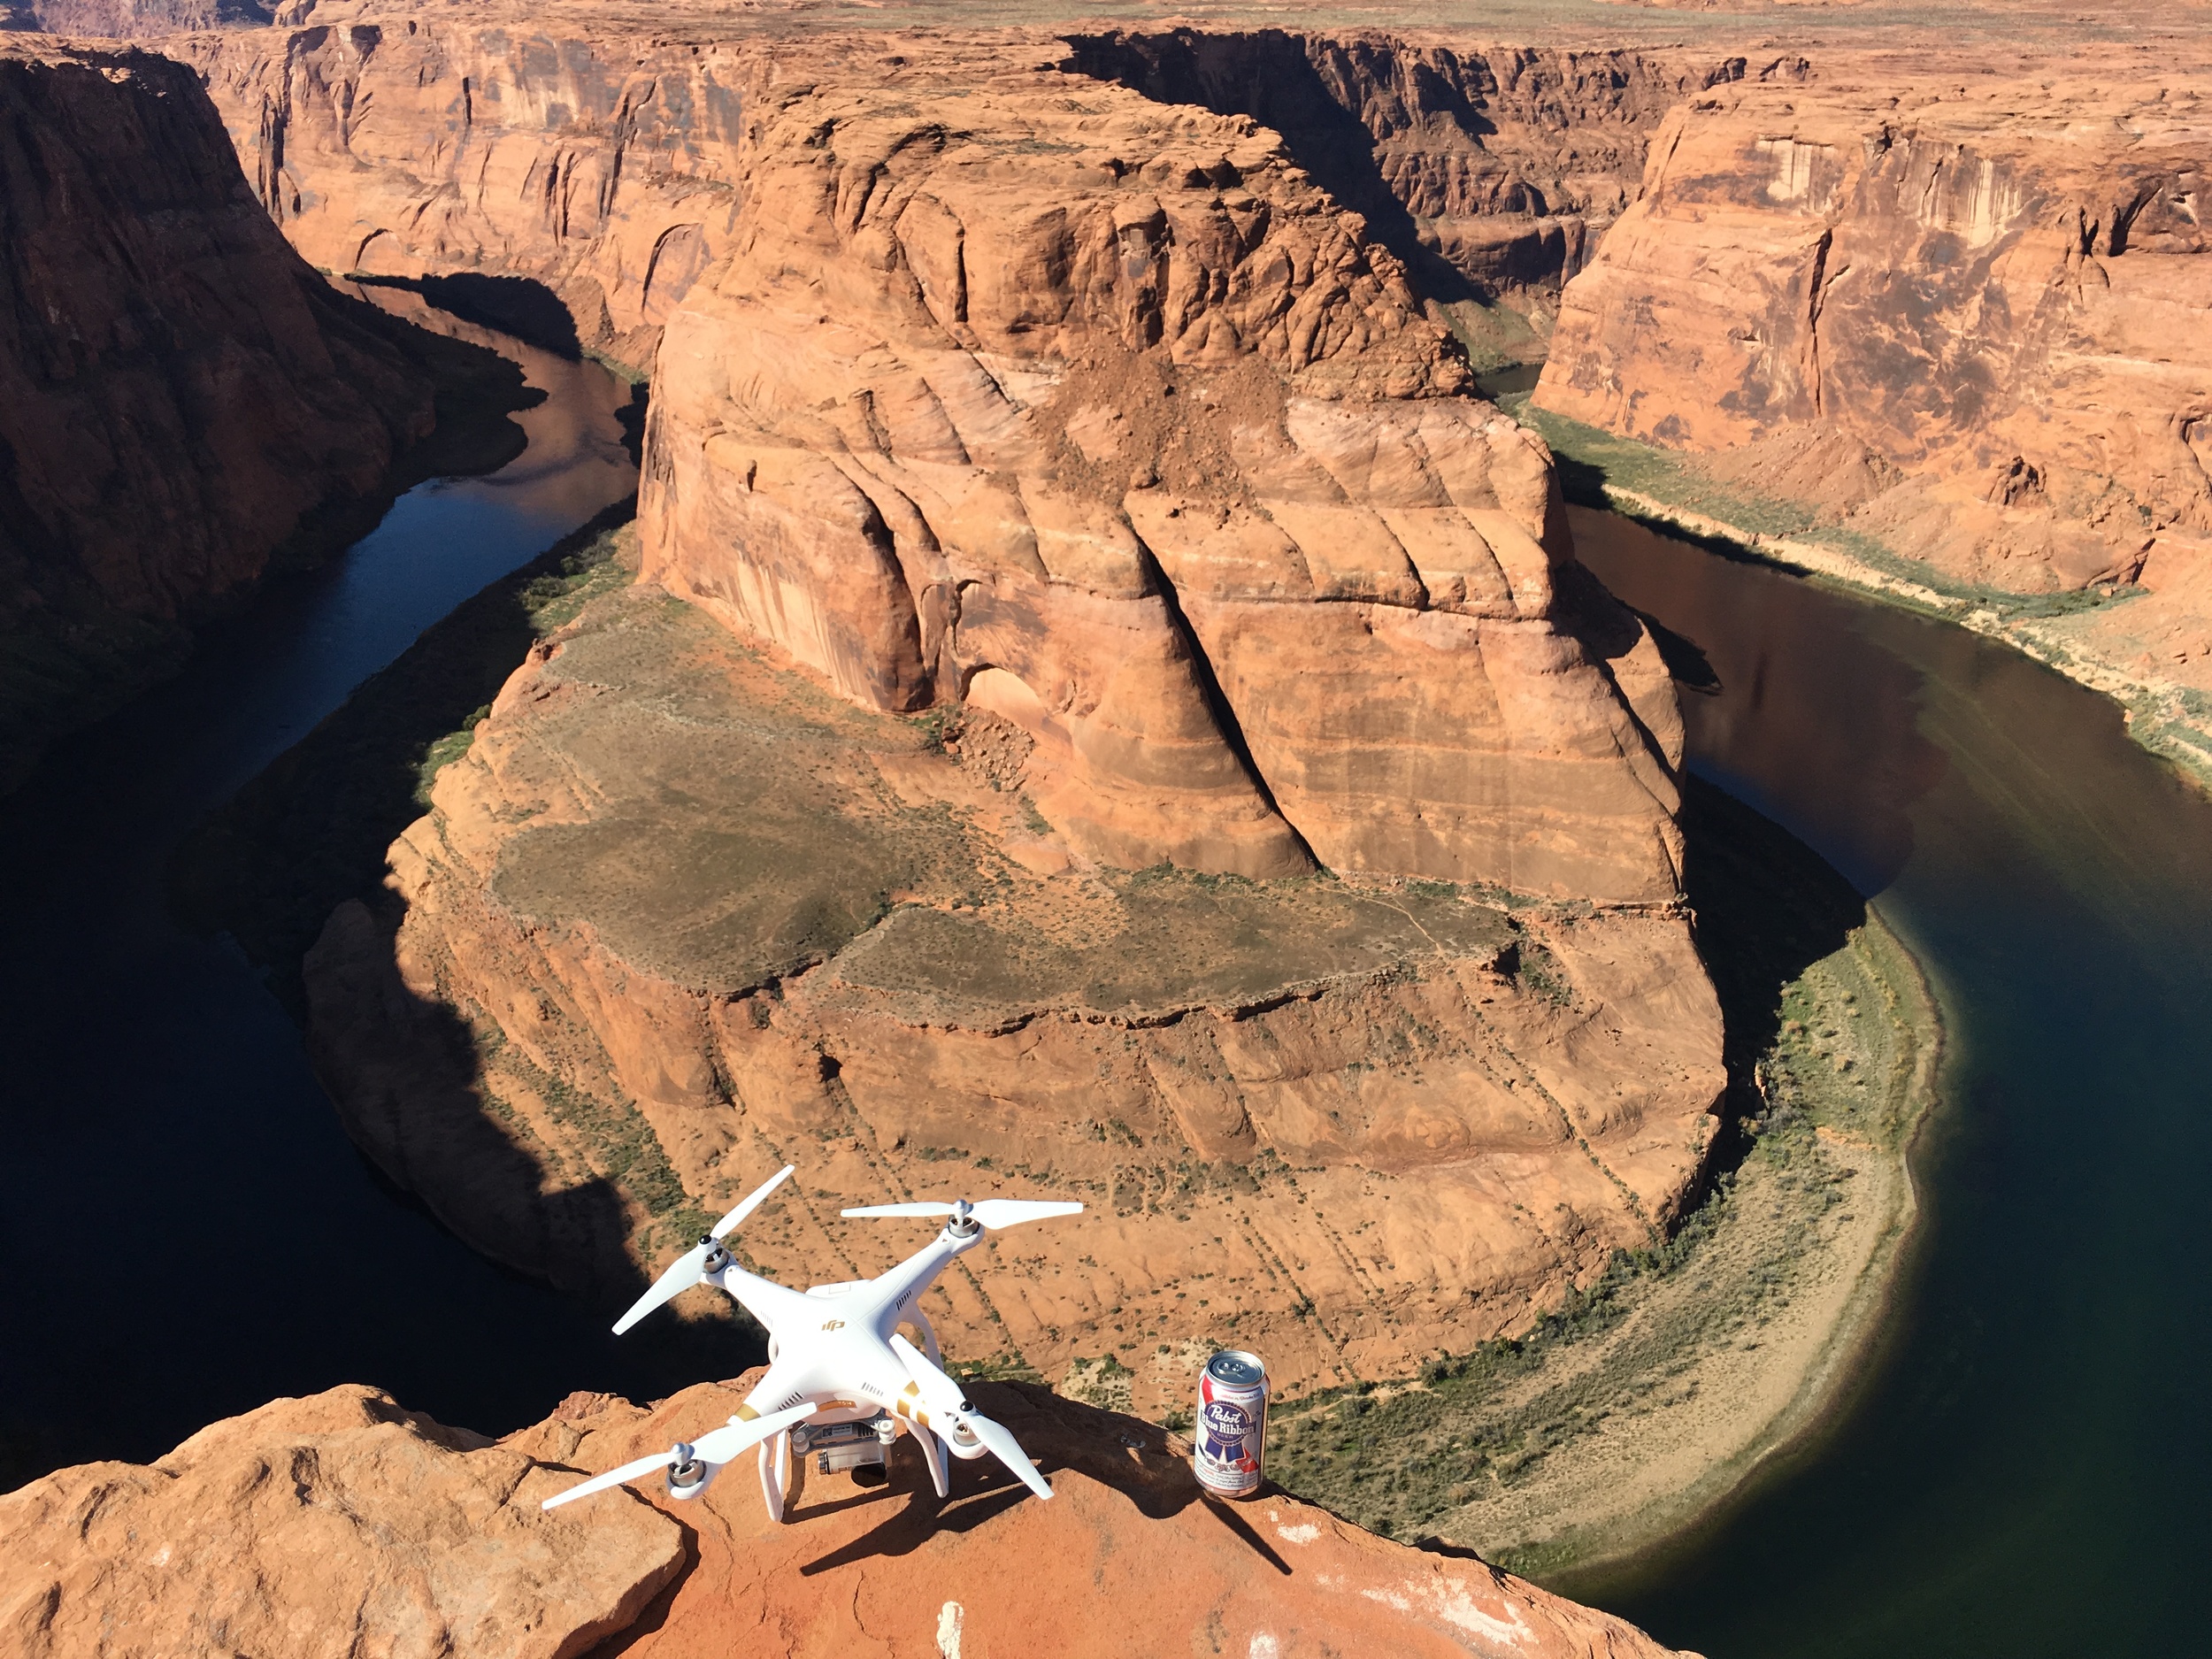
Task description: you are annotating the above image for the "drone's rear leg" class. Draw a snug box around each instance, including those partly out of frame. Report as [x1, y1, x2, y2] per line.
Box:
[907, 1420, 950, 1500]
[757, 1430, 790, 1523]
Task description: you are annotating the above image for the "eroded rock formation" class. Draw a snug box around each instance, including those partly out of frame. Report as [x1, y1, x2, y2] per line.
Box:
[0, 1379, 1695, 1658]
[0, 1385, 682, 1658]
[174, 15, 1756, 374]
[280, 35, 1722, 1409]
[1062, 28, 1785, 307]
[179, 16, 767, 369]
[641, 57, 1688, 899]
[1538, 73, 2212, 596]
[307, 572, 1722, 1408]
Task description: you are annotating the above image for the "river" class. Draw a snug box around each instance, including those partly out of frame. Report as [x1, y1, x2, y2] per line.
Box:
[0, 318, 748, 1487]
[1562, 508, 2212, 1659]
[1, 358, 2203, 1656]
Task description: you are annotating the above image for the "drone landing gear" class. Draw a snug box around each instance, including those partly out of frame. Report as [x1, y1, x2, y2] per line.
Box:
[913, 1420, 950, 1500]
[757, 1431, 790, 1524]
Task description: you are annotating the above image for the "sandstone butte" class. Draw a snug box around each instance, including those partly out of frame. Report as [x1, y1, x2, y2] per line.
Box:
[0, 35, 457, 787]
[154, 14, 1740, 1413]
[0, 1377, 1696, 1659]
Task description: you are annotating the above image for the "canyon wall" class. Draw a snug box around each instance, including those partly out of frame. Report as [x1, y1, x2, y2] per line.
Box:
[7, 0, 270, 35]
[0, 1377, 1694, 1658]
[0, 40, 452, 787]
[173, 14, 1759, 378]
[1538, 73, 2212, 596]
[178, 15, 769, 370]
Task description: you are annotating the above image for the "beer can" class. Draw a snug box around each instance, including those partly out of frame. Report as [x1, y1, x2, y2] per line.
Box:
[1193, 1349, 1268, 1498]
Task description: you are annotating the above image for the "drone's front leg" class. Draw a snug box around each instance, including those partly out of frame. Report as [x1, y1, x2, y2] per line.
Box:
[757, 1431, 790, 1523]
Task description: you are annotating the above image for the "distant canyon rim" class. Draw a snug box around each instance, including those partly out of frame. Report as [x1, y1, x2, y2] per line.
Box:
[8, 0, 2208, 1417]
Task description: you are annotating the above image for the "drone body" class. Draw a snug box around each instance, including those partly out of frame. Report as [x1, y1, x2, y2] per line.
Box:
[541, 1168, 1084, 1518]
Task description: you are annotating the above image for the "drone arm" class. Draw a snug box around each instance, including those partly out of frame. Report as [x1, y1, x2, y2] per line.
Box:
[856, 1233, 966, 1337]
[708, 1261, 815, 1341]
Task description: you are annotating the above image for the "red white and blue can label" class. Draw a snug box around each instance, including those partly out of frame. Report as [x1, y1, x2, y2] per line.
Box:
[1194, 1349, 1268, 1497]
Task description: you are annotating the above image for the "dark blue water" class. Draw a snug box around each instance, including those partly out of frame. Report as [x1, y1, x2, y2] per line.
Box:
[1564, 509, 2212, 1659]
[0, 327, 733, 1486]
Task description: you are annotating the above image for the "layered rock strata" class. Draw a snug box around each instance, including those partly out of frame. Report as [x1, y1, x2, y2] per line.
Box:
[178, 15, 769, 370]
[641, 57, 1688, 899]
[1538, 73, 2212, 597]
[307, 575, 1722, 1409]
[175, 12, 1764, 381]
[1062, 27, 1794, 307]
[0, 41, 456, 787]
[1534, 62, 2212, 777]
[0, 1379, 1695, 1659]
[262, 34, 1725, 1405]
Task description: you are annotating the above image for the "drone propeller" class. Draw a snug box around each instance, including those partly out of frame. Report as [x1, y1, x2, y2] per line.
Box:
[889, 1333, 1053, 1502]
[840, 1198, 1084, 1231]
[540, 1402, 818, 1510]
[612, 1164, 795, 1335]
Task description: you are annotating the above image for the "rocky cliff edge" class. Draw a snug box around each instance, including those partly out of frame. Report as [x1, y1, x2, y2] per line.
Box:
[0, 1379, 1696, 1659]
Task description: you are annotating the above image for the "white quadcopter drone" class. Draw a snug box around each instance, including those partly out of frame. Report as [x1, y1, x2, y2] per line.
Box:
[541, 1165, 1083, 1519]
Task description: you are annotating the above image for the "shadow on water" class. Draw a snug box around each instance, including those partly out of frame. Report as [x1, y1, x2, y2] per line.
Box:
[168, 501, 635, 1014]
[1563, 506, 2212, 1659]
[352, 272, 588, 362]
[0, 308, 748, 1494]
[1674, 774, 1870, 1201]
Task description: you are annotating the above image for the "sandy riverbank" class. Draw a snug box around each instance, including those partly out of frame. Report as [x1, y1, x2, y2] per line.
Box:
[1267, 792, 1943, 1578]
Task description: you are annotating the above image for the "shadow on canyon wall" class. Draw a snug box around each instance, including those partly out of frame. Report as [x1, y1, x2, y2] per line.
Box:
[168, 500, 637, 1014]
[1061, 28, 1483, 305]
[0, 280, 541, 799]
[354, 272, 588, 363]
[1678, 774, 1869, 1165]
[163, 499, 742, 1348]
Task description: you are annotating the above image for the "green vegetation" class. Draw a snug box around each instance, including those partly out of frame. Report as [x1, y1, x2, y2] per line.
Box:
[1266, 779, 1941, 1571]
[1432, 296, 1548, 375]
[1511, 391, 2212, 792]
[1511, 398, 2152, 625]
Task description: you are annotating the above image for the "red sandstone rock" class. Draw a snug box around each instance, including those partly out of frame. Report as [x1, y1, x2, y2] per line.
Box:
[0, 37, 457, 787]
[0, 1386, 684, 1658]
[639, 46, 1686, 901]
[508, 1374, 1699, 1659]
[303, 574, 1724, 1411]
[0, 1380, 1693, 1658]
[157, 17, 1722, 1398]
[1538, 71, 2212, 595]
[0, 42, 433, 625]
[179, 16, 769, 370]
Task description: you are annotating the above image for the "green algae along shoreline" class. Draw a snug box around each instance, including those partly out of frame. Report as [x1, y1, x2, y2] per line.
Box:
[1504, 395, 2212, 798]
[1266, 780, 1945, 1581]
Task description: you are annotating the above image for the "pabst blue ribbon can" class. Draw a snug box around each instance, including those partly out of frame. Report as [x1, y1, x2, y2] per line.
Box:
[1194, 1349, 1268, 1497]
